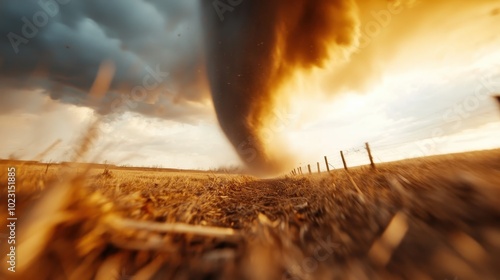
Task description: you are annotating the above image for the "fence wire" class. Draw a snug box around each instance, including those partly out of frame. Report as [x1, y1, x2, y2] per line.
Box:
[289, 107, 500, 175]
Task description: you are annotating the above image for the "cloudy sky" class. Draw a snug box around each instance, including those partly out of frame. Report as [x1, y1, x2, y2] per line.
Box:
[0, 0, 499, 171]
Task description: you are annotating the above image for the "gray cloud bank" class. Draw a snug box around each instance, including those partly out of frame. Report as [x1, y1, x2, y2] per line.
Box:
[0, 0, 209, 122]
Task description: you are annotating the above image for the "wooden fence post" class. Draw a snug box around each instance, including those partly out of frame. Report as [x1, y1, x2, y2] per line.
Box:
[340, 151, 348, 171]
[299, 167, 303, 175]
[365, 142, 375, 170]
[317, 162, 320, 174]
[307, 164, 312, 175]
[324, 156, 330, 173]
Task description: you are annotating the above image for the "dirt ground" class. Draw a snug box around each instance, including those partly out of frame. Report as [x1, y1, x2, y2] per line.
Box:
[1, 149, 500, 279]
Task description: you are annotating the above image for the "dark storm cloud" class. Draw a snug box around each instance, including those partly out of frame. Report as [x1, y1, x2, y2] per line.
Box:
[0, 0, 207, 121]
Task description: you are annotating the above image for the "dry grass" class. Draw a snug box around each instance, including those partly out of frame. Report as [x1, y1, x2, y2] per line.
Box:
[0, 149, 500, 279]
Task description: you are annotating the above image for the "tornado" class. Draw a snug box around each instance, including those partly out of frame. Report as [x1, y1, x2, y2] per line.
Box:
[201, 0, 359, 174]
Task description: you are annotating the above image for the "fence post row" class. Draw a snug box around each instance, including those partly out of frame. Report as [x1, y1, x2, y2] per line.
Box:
[290, 142, 376, 176]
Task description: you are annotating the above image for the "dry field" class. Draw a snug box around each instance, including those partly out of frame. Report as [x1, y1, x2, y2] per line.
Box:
[1, 149, 500, 279]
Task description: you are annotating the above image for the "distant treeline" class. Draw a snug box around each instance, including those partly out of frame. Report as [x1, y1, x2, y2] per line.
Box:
[0, 159, 215, 174]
